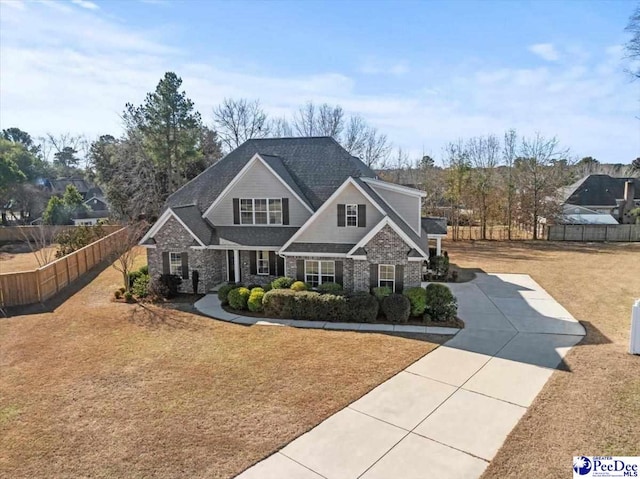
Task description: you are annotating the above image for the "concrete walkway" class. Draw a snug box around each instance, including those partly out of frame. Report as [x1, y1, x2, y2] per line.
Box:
[233, 273, 585, 479]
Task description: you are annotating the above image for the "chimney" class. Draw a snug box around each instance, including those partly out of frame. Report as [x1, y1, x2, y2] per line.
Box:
[625, 180, 635, 209]
[621, 180, 636, 224]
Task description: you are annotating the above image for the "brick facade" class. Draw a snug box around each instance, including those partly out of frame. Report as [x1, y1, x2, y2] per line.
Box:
[285, 256, 355, 291]
[239, 250, 281, 286]
[146, 216, 225, 293]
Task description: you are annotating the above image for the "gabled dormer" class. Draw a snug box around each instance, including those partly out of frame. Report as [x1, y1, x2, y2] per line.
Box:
[203, 153, 314, 227]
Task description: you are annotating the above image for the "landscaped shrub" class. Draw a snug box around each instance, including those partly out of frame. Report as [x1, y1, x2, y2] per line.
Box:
[114, 289, 122, 299]
[119, 287, 126, 294]
[372, 286, 392, 302]
[217, 283, 236, 304]
[132, 274, 150, 298]
[262, 289, 298, 317]
[228, 287, 250, 310]
[404, 287, 427, 317]
[246, 283, 262, 290]
[262, 282, 272, 292]
[344, 292, 379, 323]
[271, 276, 295, 289]
[123, 291, 134, 302]
[381, 293, 411, 323]
[424, 283, 457, 322]
[149, 274, 182, 299]
[139, 265, 149, 275]
[317, 282, 343, 294]
[430, 255, 450, 279]
[290, 291, 347, 322]
[290, 281, 308, 291]
[248, 288, 265, 312]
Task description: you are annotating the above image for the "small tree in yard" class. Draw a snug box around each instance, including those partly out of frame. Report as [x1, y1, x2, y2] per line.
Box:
[19, 223, 60, 267]
[110, 222, 148, 292]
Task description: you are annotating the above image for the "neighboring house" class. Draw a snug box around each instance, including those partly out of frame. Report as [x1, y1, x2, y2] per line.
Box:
[557, 204, 618, 225]
[560, 175, 639, 224]
[140, 137, 442, 294]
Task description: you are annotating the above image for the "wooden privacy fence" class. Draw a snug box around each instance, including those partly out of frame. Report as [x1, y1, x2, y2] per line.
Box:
[546, 224, 640, 242]
[0, 225, 121, 243]
[0, 227, 127, 307]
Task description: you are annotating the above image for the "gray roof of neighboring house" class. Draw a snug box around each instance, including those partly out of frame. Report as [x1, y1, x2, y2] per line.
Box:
[421, 217, 448, 236]
[172, 205, 216, 245]
[164, 137, 376, 213]
[562, 175, 639, 207]
[285, 243, 356, 253]
[214, 226, 299, 246]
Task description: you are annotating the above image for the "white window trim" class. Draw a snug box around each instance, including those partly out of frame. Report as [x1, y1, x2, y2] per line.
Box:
[378, 264, 395, 290]
[305, 260, 335, 286]
[240, 198, 283, 225]
[345, 204, 358, 227]
[257, 250, 270, 275]
[169, 252, 182, 276]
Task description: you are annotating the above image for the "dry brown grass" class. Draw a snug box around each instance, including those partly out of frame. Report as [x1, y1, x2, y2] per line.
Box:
[445, 240, 640, 479]
[0, 255, 440, 479]
[0, 246, 59, 273]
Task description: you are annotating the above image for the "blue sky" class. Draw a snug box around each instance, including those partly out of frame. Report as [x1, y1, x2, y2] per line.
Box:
[1, 0, 638, 163]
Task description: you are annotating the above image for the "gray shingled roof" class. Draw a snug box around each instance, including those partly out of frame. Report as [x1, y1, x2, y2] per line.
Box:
[164, 137, 376, 213]
[172, 205, 215, 245]
[214, 226, 299, 246]
[421, 217, 447, 236]
[354, 178, 427, 255]
[563, 175, 639, 207]
[285, 243, 356, 253]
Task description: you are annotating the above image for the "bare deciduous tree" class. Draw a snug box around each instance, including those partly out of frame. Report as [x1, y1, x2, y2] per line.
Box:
[20, 224, 60, 267]
[293, 102, 317, 136]
[467, 135, 500, 239]
[502, 129, 518, 240]
[444, 140, 471, 241]
[361, 127, 391, 169]
[270, 116, 293, 137]
[342, 115, 368, 156]
[110, 222, 148, 291]
[625, 6, 640, 79]
[516, 133, 570, 239]
[317, 104, 344, 137]
[213, 98, 269, 151]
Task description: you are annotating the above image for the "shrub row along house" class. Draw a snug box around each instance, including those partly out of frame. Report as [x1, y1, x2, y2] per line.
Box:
[140, 137, 446, 293]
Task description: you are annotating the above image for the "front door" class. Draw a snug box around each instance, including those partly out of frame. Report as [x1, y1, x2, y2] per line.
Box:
[227, 250, 236, 283]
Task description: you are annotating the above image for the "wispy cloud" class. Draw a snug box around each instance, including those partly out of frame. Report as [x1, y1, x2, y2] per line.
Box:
[359, 57, 410, 76]
[529, 43, 560, 62]
[0, 2, 638, 164]
[70, 0, 100, 10]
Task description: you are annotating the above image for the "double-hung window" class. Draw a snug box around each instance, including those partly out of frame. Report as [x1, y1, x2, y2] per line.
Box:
[169, 252, 182, 276]
[240, 199, 254, 224]
[239, 198, 283, 225]
[346, 204, 358, 227]
[305, 260, 335, 287]
[257, 250, 269, 275]
[378, 264, 395, 291]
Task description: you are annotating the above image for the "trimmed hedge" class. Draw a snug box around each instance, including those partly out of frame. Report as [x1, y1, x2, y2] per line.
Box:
[271, 276, 295, 289]
[290, 281, 308, 291]
[217, 283, 236, 304]
[404, 287, 427, 317]
[317, 282, 343, 294]
[262, 289, 298, 317]
[248, 288, 265, 312]
[344, 292, 379, 323]
[424, 283, 457, 322]
[132, 274, 150, 298]
[228, 287, 250, 310]
[381, 293, 411, 323]
[372, 286, 392, 302]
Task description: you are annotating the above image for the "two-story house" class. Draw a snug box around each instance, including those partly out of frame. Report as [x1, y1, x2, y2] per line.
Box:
[140, 137, 445, 293]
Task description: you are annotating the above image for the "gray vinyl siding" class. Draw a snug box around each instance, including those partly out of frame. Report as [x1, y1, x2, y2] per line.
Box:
[205, 159, 311, 226]
[369, 185, 421, 234]
[295, 182, 383, 244]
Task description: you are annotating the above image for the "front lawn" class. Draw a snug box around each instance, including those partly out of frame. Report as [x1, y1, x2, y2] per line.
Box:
[0, 256, 442, 479]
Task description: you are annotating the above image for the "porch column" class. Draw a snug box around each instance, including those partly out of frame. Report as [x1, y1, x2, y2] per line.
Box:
[233, 249, 241, 283]
[436, 237, 442, 256]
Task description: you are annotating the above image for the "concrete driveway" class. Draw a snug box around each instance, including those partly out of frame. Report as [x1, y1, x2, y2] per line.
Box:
[236, 273, 586, 479]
